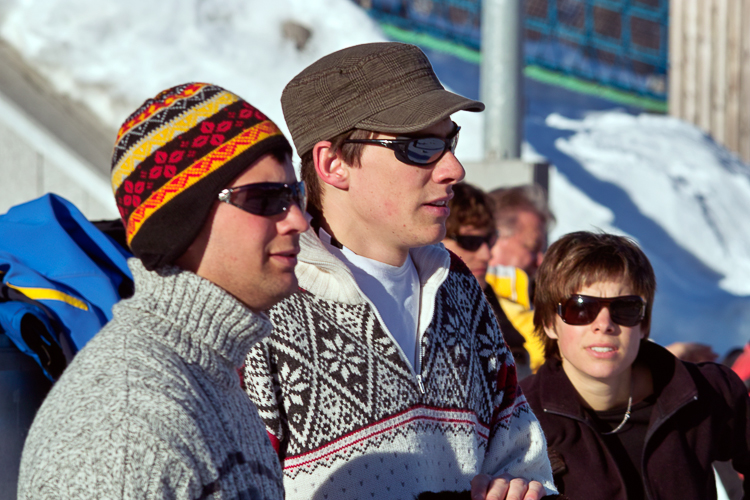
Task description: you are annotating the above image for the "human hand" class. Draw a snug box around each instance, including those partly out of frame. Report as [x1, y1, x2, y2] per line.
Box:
[470, 473, 546, 500]
[665, 342, 718, 363]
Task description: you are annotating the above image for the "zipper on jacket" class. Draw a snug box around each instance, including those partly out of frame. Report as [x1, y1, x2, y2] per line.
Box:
[356, 292, 426, 396]
[414, 323, 426, 395]
[304, 229, 446, 398]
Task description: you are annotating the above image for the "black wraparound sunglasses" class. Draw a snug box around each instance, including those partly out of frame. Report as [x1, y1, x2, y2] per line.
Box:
[218, 181, 307, 216]
[557, 294, 646, 327]
[448, 231, 498, 252]
[342, 122, 461, 167]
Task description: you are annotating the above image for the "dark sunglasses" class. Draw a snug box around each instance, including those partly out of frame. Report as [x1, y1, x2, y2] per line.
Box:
[557, 294, 646, 327]
[342, 122, 461, 166]
[448, 231, 498, 252]
[218, 181, 307, 216]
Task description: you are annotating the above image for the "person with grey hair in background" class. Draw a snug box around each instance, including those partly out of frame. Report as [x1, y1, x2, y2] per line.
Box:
[488, 184, 554, 279]
[485, 184, 554, 374]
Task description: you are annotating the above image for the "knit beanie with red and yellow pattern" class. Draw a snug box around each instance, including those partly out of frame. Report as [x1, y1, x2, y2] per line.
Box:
[111, 82, 291, 270]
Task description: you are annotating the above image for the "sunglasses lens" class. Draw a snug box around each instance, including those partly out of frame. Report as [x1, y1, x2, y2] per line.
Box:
[453, 232, 496, 252]
[449, 130, 459, 153]
[560, 295, 644, 326]
[455, 235, 484, 251]
[234, 189, 288, 215]
[488, 231, 498, 248]
[225, 182, 306, 216]
[297, 182, 307, 213]
[609, 297, 645, 327]
[405, 137, 448, 165]
[561, 296, 602, 325]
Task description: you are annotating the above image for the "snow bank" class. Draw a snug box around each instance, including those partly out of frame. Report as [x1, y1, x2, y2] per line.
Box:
[548, 110, 750, 296]
[0, 0, 386, 135]
[0, 0, 488, 161]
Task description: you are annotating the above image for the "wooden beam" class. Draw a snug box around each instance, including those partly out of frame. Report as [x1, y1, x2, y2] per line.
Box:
[740, 0, 750, 161]
[712, 0, 728, 145]
[698, 0, 714, 132]
[725, 0, 742, 153]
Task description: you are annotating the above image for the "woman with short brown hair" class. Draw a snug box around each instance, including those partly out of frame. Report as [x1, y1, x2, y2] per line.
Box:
[520, 231, 750, 500]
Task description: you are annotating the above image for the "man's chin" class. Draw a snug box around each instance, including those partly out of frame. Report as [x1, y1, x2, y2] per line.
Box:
[242, 276, 299, 312]
[416, 225, 446, 247]
[277, 275, 300, 300]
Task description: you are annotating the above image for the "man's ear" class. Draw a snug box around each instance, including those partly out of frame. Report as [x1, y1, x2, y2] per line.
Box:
[312, 141, 349, 190]
[544, 324, 559, 340]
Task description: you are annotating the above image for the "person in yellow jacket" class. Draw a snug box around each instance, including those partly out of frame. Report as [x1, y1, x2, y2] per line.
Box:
[486, 185, 555, 373]
[485, 265, 546, 373]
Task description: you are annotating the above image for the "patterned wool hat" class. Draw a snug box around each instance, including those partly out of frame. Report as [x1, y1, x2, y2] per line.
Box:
[281, 42, 484, 157]
[111, 82, 292, 270]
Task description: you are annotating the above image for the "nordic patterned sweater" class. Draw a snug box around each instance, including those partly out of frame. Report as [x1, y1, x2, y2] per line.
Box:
[18, 259, 285, 500]
[243, 229, 556, 500]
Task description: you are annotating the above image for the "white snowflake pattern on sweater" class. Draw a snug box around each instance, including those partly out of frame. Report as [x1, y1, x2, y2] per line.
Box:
[244, 229, 556, 500]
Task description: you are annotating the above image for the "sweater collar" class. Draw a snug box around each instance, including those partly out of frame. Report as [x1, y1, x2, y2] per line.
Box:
[294, 226, 450, 304]
[127, 258, 272, 370]
[537, 341, 699, 420]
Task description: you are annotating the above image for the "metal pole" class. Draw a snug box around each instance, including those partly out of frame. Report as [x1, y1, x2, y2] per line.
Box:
[480, 0, 524, 161]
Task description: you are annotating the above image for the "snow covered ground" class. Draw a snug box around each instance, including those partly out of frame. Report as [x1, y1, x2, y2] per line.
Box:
[1, 0, 749, 354]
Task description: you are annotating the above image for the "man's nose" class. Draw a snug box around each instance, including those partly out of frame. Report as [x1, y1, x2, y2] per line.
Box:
[432, 151, 465, 184]
[280, 202, 309, 234]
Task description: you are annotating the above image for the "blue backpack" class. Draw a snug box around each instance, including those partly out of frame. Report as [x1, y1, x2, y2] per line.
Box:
[0, 194, 133, 380]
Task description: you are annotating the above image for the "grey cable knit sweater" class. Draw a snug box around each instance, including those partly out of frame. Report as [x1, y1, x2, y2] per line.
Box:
[17, 259, 285, 500]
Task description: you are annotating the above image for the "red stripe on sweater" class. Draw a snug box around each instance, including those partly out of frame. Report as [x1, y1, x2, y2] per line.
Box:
[284, 405, 489, 470]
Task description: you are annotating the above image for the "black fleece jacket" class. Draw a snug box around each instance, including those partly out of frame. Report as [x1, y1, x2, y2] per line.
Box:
[520, 341, 750, 500]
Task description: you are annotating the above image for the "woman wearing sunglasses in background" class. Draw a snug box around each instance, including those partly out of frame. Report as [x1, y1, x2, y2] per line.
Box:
[442, 182, 532, 379]
[520, 231, 750, 500]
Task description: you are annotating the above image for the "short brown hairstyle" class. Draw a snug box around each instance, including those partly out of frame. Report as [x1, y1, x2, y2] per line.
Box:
[487, 184, 555, 237]
[445, 183, 495, 238]
[533, 231, 656, 360]
[299, 129, 371, 213]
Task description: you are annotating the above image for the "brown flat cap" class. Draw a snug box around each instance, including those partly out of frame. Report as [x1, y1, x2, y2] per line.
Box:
[281, 42, 485, 157]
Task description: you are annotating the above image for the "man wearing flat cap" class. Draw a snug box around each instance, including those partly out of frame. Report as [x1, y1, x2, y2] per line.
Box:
[18, 83, 308, 499]
[243, 43, 556, 500]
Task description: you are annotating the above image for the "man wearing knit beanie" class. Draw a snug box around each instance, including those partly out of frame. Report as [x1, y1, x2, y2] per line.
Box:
[243, 43, 557, 500]
[18, 82, 308, 499]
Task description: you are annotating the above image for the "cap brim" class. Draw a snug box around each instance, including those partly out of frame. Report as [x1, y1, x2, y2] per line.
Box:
[357, 89, 484, 134]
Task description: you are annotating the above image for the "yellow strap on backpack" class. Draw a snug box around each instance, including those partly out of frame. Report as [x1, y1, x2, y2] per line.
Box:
[6, 283, 88, 311]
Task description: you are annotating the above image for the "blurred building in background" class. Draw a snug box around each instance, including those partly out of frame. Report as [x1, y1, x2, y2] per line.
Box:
[354, 0, 750, 164]
[353, 0, 669, 111]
